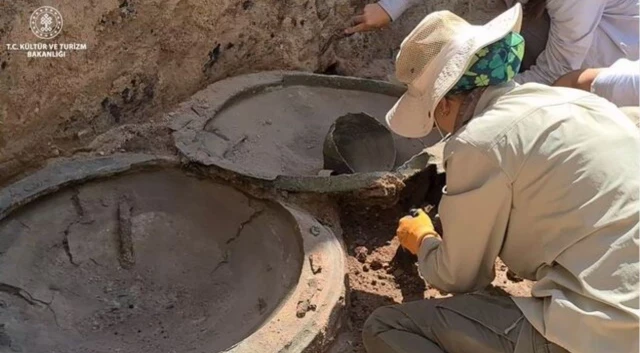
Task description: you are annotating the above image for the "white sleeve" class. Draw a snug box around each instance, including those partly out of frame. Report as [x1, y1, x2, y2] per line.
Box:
[514, 0, 607, 85]
[378, 0, 420, 21]
[591, 59, 640, 107]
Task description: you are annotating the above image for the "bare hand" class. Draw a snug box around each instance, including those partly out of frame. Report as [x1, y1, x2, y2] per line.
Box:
[344, 3, 392, 34]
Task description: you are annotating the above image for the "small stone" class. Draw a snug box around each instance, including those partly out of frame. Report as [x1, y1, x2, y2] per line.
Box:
[310, 225, 321, 236]
[282, 17, 294, 28]
[281, 190, 289, 198]
[362, 264, 369, 272]
[370, 260, 383, 271]
[371, 280, 377, 286]
[296, 299, 315, 318]
[263, 119, 273, 125]
[76, 129, 91, 139]
[309, 254, 322, 274]
[354, 246, 368, 263]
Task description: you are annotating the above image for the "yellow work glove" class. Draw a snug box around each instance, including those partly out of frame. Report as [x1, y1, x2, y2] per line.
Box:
[396, 209, 438, 255]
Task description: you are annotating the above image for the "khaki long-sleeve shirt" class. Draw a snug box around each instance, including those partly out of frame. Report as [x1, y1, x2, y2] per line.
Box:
[418, 82, 640, 353]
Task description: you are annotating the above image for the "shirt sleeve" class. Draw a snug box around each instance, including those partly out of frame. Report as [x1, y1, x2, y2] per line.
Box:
[417, 140, 512, 293]
[591, 59, 640, 107]
[514, 0, 607, 85]
[378, 0, 419, 21]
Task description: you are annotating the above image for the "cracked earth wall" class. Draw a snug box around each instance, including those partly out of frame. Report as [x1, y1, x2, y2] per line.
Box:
[0, 0, 501, 185]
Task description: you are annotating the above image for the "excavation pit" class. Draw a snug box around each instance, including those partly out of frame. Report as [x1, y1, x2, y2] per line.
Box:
[0, 154, 345, 353]
[172, 71, 441, 195]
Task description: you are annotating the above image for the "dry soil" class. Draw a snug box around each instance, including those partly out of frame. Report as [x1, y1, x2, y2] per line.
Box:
[328, 204, 533, 353]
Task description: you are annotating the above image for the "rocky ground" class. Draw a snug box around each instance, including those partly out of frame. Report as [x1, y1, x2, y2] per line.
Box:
[0, 0, 504, 186]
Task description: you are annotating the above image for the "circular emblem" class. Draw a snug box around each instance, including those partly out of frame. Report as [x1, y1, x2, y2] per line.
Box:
[30, 6, 63, 40]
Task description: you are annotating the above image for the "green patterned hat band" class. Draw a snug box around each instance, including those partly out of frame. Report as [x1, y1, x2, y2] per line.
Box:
[448, 31, 525, 96]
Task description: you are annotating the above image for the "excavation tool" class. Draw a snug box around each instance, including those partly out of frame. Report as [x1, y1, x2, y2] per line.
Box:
[322, 112, 397, 175]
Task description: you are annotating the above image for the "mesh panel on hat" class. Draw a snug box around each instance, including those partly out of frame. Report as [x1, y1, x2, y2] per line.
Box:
[395, 12, 470, 84]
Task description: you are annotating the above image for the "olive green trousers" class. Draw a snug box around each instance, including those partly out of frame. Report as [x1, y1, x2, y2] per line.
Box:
[362, 294, 569, 353]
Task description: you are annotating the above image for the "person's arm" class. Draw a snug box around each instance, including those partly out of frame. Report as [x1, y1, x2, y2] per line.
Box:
[588, 59, 640, 107]
[554, 59, 640, 107]
[344, 0, 419, 34]
[378, 0, 418, 21]
[514, 0, 607, 85]
[417, 140, 512, 293]
[553, 68, 602, 91]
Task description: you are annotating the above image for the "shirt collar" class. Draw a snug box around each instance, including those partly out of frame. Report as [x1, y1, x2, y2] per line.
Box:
[441, 81, 519, 143]
[454, 87, 488, 131]
[473, 81, 519, 117]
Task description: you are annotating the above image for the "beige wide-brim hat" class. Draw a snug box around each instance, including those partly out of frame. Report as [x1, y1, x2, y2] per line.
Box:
[386, 4, 523, 138]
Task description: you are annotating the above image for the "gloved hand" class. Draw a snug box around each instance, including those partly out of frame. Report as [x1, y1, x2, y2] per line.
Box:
[396, 209, 438, 255]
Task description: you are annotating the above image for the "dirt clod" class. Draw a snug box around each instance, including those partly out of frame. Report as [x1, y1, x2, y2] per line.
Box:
[369, 260, 383, 271]
[296, 299, 316, 318]
[506, 269, 523, 283]
[354, 246, 368, 263]
[309, 254, 322, 274]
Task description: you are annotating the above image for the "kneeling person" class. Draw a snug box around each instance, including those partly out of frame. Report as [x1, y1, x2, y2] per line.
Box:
[363, 4, 640, 353]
